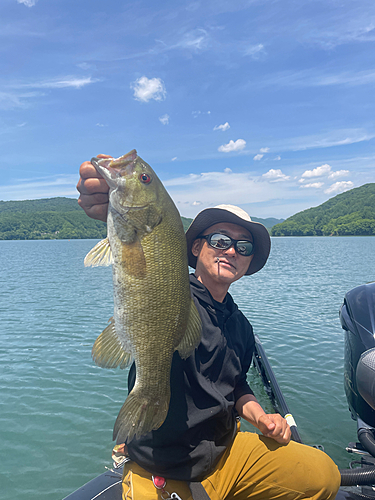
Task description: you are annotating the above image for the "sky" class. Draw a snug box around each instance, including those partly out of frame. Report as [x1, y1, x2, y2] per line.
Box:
[1, 0, 375, 219]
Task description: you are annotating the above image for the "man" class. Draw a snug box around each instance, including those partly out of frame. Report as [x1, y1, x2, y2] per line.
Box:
[77, 159, 341, 500]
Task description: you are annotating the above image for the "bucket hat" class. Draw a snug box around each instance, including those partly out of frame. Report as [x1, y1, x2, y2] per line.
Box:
[185, 204, 271, 276]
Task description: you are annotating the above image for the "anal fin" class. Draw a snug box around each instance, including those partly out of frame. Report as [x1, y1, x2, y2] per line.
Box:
[92, 317, 133, 369]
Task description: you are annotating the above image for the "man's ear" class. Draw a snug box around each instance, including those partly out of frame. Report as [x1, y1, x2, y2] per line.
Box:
[191, 238, 202, 258]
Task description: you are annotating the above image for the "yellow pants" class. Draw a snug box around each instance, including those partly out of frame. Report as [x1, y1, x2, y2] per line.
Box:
[122, 431, 341, 500]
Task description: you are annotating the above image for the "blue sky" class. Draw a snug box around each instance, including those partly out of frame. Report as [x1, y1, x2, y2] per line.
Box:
[1, 0, 375, 219]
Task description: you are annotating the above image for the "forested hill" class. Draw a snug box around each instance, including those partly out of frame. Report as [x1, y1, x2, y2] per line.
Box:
[0, 198, 107, 240]
[271, 183, 375, 236]
[0, 197, 281, 240]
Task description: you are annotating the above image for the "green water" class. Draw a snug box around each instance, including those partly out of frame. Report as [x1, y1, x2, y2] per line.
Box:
[1, 237, 374, 499]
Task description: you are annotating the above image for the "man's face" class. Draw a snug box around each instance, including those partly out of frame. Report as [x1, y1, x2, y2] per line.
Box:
[191, 222, 254, 287]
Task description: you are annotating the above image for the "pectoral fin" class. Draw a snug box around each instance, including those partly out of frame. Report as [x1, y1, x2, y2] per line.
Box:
[121, 239, 147, 278]
[176, 299, 202, 359]
[84, 237, 113, 267]
[92, 317, 133, 369]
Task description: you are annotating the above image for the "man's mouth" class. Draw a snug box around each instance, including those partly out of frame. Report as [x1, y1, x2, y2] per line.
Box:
[216, 259, 235, 269]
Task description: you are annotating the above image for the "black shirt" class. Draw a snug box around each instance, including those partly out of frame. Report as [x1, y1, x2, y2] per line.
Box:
[126, 274, 255, 481]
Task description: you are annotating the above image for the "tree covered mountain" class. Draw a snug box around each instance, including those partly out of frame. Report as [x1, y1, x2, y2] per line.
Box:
[0, 198, 107, 240]
[271, 183, 375, 236]
[0, 197, 282, 240]
[0, 198, 193, 240]
[3, 187, 373, 240]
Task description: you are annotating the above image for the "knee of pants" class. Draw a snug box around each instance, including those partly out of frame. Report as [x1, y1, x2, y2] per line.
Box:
[303, 448, 341, 500]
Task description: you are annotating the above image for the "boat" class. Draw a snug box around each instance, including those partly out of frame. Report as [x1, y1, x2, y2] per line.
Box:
[63, 282, 375, 500]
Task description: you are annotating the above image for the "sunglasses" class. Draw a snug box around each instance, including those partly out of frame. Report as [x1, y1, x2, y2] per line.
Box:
[199, 233, 254, 257]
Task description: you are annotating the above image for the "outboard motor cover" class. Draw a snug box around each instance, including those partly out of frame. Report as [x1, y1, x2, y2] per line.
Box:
[357, 348, 375, 411]
[340, 282, 375, 425]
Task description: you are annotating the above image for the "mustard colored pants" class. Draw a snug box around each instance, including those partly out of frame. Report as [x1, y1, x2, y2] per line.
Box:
[122, 431, 341, 500]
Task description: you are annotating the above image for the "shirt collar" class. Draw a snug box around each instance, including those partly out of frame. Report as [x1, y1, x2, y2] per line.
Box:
[189, 273, 237, 313]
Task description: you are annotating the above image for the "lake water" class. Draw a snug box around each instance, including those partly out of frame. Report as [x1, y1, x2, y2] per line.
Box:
[1, 237, 374, 499]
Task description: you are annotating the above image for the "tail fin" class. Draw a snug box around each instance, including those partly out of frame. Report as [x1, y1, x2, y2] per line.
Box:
[113, 386, 170, 444]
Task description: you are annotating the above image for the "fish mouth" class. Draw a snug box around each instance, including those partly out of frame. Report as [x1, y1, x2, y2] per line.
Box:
[91, 150, 138, 185]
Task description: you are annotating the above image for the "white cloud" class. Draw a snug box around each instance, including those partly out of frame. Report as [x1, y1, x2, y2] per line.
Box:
[77, 62, 94, 71]
[328, 169, 350, 179]
[16, 76, 98, 89]
[301, 164, 331, 178]
[17, 0, 36, 6]
[163, 169, 306, 218]
[0, 174, 78, 200]
[175, 29, 209, 51]
[0, 91, 27, 109]
[193, 110, 210, 118]
[159, 114, 169, 125]
[0, 77, 98, 109]
[192, 201, 202, 206]
[224, 168, 232, 173]
[131, 76, 166, 102]
[300, 164, 351, 185]
[274, 155, 281, 161]
[214, 122, 230, 132]
[262, 169, 290, 182]
[253, 154, 264, 161]
[300, 182, 324, 189]
[264, 69, 375, 88]
[171, 157, 177, 161]
[324, 181, 354, 194]
[260, 147, 270, 153]
[245, 44, 266, 60]
[275, 128, 375, 153]
[218, 139, 246, 153]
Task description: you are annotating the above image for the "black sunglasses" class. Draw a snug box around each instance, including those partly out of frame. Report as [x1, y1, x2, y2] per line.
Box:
[199, 233, 254, 257]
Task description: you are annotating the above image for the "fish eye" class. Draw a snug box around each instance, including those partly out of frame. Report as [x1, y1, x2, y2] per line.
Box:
[139, 173, 152, 184]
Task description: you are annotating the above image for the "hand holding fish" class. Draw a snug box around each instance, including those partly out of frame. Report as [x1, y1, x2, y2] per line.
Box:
[77, 155, 110, 222]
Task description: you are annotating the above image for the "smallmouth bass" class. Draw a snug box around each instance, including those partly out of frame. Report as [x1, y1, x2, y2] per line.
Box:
[84, 150, 201, 444]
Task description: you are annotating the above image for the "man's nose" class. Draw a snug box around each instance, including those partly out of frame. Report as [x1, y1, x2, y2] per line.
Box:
[223, 244, 236, 255]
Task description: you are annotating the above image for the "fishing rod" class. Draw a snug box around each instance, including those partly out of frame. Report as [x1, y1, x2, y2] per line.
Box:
[252, 334, 303, 444]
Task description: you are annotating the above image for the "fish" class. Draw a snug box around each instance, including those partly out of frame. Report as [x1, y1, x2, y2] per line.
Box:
[84, 149, 201, 444]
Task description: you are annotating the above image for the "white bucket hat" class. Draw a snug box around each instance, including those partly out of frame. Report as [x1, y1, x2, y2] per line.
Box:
[185, 204, 271, 276]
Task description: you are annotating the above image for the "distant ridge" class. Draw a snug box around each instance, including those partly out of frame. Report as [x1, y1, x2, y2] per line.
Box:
[271, 183, 375, 236]
[251, 216, 284, 230]
[0, 197, 282, 240]
[0, 197, 107, 240]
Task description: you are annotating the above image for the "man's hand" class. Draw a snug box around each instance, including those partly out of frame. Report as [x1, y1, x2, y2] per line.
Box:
[235, 394, 291, 445]
[76, 155, 111, 222]
[256, 413, 291, 445]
